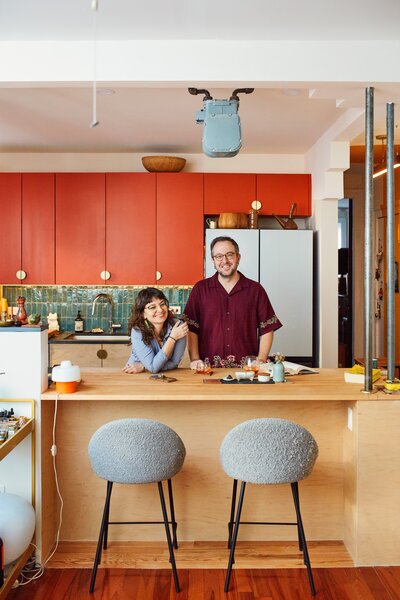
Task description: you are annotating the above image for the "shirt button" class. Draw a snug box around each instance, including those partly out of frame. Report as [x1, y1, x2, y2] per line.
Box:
[227, 344, 230, 347]
[226, 312, 230, 315]
[227, 328, 230, 331]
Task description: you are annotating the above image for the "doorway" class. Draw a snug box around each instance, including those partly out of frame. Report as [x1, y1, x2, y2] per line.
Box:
[338, 199, 353, 367]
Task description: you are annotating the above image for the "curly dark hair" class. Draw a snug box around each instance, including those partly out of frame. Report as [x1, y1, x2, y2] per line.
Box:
[127, 288, 175, 346]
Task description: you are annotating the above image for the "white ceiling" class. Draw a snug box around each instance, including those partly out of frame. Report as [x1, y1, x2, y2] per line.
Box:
[1, 0, 400, 155]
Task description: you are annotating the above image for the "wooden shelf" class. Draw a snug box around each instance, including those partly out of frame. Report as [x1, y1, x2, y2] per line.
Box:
[0, 419, 34, 462]
[0, 543, 34, 600]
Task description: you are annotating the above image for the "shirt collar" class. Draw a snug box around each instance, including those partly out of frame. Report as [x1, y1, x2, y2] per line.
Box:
[208, 271, 250, 292]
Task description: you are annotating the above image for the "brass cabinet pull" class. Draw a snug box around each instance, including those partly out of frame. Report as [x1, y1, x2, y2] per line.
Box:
[100, 270, 111, 281]
[156, 271, 162, 281]
[16, 270, 27, 280]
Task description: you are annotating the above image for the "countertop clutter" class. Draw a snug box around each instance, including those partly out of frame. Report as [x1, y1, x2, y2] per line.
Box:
[48, 331, 130, 344]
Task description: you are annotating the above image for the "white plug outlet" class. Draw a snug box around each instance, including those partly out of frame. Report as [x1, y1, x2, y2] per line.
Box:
[347, 407, 353, 431]
[0, 484, 6, 493]
[170, 306, 181, 315]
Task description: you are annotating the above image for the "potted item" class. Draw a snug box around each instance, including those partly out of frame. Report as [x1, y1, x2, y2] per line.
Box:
[272, 352, 285, 382]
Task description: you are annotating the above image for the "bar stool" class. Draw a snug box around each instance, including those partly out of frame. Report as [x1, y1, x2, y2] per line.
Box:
[220, 418, 318, 595]
[88, 418, 186, 593]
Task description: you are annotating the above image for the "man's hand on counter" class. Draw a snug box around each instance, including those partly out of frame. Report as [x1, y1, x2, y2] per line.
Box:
[123, 362, 145, 374]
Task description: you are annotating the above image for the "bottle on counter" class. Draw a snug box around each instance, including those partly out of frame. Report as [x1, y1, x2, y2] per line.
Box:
[74, 310, 84, 332]
[16, 296, 27, 324]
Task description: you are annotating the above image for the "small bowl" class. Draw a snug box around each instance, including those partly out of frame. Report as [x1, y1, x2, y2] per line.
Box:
[142, 156, 186, 173]
[258, 374, 271, 383]
[235, 371, 254, 381]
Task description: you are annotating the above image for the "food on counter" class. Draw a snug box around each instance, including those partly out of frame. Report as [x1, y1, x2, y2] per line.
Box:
[27, 314, 41, 325]
[91, 328, 104, 333]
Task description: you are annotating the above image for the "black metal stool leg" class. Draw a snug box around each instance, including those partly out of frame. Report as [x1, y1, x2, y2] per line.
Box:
[103, 481, 112, 550]
[89, 480, 113, 593]
[167, 478, 178, 549]
[158, 481, 180, 593]
[291, 482, 316, 596]
[224, 481, 246, 593]
[227, 479, 238, 549]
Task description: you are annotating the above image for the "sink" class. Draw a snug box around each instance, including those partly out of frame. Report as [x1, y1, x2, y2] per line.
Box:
[66, 333, 130, 342]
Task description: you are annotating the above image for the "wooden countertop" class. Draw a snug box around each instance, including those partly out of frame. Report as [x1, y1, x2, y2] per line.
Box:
[41, 367, 386, 401]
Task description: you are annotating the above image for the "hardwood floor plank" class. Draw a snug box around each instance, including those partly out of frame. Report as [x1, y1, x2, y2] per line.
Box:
[7, 567, 400, 600]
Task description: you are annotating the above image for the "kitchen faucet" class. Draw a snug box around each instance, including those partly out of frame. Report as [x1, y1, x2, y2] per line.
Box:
[92, 293, 114, 333]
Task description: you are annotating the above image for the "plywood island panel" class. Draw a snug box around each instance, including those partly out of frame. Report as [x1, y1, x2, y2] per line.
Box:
[40, 368, 400, 567]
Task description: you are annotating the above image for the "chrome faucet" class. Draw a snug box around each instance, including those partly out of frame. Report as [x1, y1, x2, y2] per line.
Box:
[92, 293, 114, 333]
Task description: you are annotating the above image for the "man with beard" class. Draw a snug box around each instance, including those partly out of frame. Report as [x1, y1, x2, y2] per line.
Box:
[183, 236, 282, 369]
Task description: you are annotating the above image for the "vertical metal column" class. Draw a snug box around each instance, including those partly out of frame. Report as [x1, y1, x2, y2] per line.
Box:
[364, 87, 374, 392]
[386, 103, 396, 382]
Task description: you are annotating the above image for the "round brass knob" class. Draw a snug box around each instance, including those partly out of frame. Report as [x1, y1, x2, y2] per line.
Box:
[16, 270, 27, 280]
[156, 271, 162, 281]
[97, 349, 108, 359]
[100, 270, 111, 281]
[251, 200, 262, 210]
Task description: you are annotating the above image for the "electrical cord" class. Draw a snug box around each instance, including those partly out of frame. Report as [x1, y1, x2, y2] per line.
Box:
[13, 393, 63, 587]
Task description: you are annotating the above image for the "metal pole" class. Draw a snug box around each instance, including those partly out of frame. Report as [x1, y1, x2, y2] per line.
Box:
[386, 102, 395, 382]
[364, 87, 374, 391]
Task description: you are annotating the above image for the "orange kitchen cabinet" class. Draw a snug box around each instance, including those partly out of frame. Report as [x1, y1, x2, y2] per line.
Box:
[256, 174, 311, 216]
[204, 173, 256, 213]
[0, 174, 22, 283]
[22, 174, 55, 284]
[106, 173, 156, 284]
[156, 173, 204, 285]
[56, 173, 106, 284]
[0, 173, 55, 284]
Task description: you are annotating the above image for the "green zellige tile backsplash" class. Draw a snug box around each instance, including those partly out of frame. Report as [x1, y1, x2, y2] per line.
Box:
[3, 285, 193, 332]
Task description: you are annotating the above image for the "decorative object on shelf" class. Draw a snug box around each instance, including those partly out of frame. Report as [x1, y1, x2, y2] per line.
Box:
[272, 352, 285, 382]
[218, 212, 248, 229]
[47, 312, 60, 331]
[141, 156, 186, 172]
[27, 314, 41, 325]
[206, 218, 218, 229]
[0, 492, 35, 565]
[16, 296, 27, 324]
[273, 203, 298, 230]
[248, 200, 262, 229]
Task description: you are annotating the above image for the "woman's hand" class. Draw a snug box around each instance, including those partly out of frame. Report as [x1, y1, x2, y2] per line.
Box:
[170, 320, 189, 341]
[123, 362, 145, 374]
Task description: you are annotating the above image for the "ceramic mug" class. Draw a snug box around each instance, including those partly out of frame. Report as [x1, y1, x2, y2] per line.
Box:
[206, 218, 217, 229]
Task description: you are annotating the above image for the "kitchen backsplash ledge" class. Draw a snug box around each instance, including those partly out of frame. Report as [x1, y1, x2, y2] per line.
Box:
[2, 285, 192, 333]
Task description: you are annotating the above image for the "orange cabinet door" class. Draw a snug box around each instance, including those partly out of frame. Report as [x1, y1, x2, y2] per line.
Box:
[156, 174, 204, 285]
[204, 173, 256, 213]
[22, 173, 55, 284]
[0, 174, 22, 283]
[56, 174, 106, 284]
[256, 174, 311, 216]
[106, 173, 156, 284]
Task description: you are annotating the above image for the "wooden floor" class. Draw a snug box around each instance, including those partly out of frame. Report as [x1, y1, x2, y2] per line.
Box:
[7, 566, 400, 599]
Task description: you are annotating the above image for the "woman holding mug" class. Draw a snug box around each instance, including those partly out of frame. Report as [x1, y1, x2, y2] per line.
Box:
[123, 288, 188, 374]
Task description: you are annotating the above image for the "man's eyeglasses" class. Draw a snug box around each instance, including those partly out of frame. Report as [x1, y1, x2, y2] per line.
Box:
[212, 252, 237, 262]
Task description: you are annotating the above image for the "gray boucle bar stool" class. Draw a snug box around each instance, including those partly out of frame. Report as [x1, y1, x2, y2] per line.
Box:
[220, 418, 318, 595]
[88, 418, 186, 593]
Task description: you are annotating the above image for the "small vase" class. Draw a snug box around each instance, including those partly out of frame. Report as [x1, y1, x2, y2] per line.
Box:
[272, 361, 285, 382]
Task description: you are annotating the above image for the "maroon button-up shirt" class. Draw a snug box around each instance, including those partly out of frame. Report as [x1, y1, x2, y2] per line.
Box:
[183, 272, 282, 367]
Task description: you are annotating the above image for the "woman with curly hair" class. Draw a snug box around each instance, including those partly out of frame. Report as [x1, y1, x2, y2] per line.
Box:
[123, 288, 188, 374]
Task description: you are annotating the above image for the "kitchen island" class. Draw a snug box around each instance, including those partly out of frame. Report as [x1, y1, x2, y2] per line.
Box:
[40, 368, 400, 567]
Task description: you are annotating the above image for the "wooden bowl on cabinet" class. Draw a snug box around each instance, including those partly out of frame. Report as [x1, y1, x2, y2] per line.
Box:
[141, 156, 186, 172]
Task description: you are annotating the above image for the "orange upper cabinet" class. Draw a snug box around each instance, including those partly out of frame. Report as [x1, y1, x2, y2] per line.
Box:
[0, 174, 22, 284]
[156, 173, 204, 285]
[0, 173, 55, 284]
[106, 173, 156, 284]
[22, 174, 55, 284]
[56, 173, 106, 284]
[256, 174, 311, 216]
[204, 173, 256, 213]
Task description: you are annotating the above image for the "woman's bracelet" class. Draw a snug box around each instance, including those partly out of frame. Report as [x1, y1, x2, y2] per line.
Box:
[169, 336, 177, 342]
